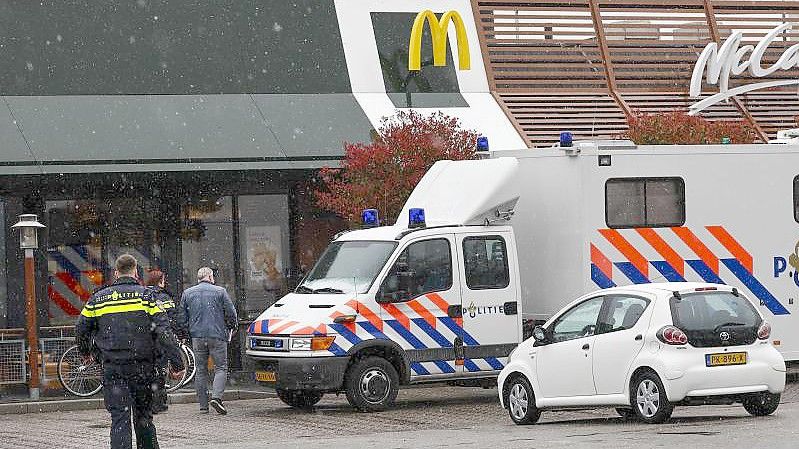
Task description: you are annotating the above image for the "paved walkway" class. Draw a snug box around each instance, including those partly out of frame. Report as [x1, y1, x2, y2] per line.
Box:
[2, 383, 798, 449]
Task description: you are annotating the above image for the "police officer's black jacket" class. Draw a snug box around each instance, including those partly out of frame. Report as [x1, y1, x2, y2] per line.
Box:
[76, 276, 184, 369]
[147, 286, 188, 340]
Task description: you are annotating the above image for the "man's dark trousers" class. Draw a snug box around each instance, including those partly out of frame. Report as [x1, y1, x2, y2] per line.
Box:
[103, 363, 160, 449]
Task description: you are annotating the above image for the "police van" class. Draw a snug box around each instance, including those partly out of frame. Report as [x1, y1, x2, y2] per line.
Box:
[247, 140, 799, 411]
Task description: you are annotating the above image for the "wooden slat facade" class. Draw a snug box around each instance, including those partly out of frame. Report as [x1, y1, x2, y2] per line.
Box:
[473, 0, 799, 147]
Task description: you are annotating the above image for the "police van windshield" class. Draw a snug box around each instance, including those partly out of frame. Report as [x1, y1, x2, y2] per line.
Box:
[297, 241, 398, 294]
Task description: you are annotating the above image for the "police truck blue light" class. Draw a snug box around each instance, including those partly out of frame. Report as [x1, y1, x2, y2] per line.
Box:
[559, 131, 573, 147]
[408, 208, 426, 228]
[476, 136, 489, 151]
[362, 208, 379, 227]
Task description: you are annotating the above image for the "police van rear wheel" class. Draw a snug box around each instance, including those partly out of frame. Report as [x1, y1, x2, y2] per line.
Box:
[276, 389, 323, 409]
[344, 356, 399, 412]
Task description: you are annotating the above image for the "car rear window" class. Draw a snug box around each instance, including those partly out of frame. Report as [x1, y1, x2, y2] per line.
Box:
[670, 291, 761, 347]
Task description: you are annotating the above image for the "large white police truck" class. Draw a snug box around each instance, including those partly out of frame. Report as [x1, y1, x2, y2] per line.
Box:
[247, 140, 799, 411]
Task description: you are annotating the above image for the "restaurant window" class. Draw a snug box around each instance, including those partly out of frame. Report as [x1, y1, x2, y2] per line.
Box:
[606, 178, 685, 229]
[238, 195, 290, 320]
[180, 196, 236, 296]
[46, 198, 175, 325]
[45, 200, 104, 325]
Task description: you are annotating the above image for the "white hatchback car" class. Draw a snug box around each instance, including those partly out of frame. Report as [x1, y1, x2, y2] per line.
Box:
[498, 282, 786, 424]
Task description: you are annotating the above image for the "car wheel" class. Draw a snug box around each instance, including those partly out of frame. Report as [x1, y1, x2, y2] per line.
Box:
[276, 389, 324, 409]
[504, 375, 541, 425]
[631, 371, 673, 424]
[615, 407, 635, 420]
[742, 392, 780, 416]
[344, 356, 399, 412]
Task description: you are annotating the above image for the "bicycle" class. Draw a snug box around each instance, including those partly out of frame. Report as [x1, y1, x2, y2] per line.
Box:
[58, 341, 196, 397]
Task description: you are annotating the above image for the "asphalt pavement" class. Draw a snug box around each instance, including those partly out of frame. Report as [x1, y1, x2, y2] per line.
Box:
[3, 383, 798, 449]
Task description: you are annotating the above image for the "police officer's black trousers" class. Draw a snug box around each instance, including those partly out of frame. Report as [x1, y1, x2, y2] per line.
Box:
[103, 363, 160, 449]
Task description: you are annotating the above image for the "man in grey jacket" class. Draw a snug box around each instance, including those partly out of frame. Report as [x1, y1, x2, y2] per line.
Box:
[180, 267, 238, 415]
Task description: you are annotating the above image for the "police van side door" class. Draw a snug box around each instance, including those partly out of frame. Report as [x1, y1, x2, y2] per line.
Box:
[456, 231, 521, 373]
[375, 234, 463, 378]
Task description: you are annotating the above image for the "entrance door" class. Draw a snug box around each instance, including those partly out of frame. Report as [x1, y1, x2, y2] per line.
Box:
[456, 232, 520, 372]
[535, 296, 603, 398]
[179, 196, 236, 294]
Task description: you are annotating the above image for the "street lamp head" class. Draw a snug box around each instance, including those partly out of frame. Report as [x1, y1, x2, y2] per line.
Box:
[11, 214, 45, 250]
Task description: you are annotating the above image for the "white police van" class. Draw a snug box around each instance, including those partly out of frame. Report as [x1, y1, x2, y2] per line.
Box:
[247, 140, 799, 411]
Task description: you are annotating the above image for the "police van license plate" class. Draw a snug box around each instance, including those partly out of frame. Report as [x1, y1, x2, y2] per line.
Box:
[705, 352, 747, 367]
[255, 371, 276, 382]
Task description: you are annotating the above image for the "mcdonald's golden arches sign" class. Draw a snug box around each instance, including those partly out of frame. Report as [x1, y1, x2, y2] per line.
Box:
[408, 10, 470, 71]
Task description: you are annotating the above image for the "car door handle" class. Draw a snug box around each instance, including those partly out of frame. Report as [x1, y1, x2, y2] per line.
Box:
[635, 334, 643, 341]
[582, 343, 590, 350]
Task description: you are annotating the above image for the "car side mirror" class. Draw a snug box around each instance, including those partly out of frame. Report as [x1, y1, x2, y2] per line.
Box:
[532, 325, 549, 344]
[375, 290, 391, 304]
[376, 288, 411, 304]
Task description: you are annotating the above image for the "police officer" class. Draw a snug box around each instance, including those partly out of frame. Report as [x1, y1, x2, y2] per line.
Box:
[146, 269, 185, 338]
[144, 268, 187, 414]
[76, 254, 185, 449]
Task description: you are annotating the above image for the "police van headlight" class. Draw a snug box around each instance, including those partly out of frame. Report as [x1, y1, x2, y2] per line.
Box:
[290, 336, 336, 351]
[291, 338, 312, 351]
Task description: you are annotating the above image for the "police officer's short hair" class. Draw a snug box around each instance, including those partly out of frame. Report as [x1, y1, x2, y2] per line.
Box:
[115, 254, 138, 275]
[197, 266, 213, 281]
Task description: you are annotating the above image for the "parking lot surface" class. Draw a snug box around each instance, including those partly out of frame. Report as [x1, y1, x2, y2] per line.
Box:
[3, 383, 799, 449]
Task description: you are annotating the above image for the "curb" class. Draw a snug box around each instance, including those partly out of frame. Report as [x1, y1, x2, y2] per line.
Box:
[0, 389, 275, 415]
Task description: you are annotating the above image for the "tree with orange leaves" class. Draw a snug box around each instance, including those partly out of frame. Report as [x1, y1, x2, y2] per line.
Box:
[315, 111, 479, 225]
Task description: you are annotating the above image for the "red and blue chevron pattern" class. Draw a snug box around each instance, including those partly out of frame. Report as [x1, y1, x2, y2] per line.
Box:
[591, 226, 789, 316]
[248, 292, 504, 374]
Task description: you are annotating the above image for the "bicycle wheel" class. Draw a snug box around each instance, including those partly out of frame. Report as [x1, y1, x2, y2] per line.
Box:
[182, 343, 197, 385]
[164, 345, 189, 393]
[58, 345, 103, 397]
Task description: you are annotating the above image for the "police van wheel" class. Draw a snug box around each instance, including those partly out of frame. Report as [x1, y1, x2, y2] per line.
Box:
[276, 389, 323, 409]
[344, 356, 399, 412]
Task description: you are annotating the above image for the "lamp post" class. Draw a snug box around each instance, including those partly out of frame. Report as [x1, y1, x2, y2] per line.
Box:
[11, 214, 45, 400]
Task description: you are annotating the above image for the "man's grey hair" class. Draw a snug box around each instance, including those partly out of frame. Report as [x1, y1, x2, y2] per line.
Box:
[197, 267, 214, 281]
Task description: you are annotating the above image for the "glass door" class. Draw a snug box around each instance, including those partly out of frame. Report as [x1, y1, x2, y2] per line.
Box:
[238, 195, 289, 321]
[179, 196, 236, 294]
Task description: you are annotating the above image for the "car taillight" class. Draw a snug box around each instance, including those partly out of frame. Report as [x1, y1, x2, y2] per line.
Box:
[757, 321, 771, 340]
[657, 326, 688, 345]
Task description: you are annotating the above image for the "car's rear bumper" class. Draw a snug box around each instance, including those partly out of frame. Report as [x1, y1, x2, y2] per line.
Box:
[659, 344, 786, 402]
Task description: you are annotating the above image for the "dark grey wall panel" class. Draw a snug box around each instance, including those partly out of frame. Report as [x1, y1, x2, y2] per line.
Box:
[4, 95, 285, 162]
[251, 94, 373, 157]
[0, 0, 351, 95]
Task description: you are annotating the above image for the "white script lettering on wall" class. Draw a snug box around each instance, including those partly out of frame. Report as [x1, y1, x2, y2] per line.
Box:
[689, 23, 799, 114]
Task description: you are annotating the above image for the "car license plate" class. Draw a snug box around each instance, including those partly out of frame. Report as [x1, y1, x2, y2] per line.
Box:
[705, 352, 747, 367]
[255, 371, 277, 382]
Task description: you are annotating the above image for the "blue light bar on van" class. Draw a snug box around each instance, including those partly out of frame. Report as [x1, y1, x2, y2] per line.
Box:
[476, 136, 489, 151]
[560, 131, 573, 147]
[409, 208, 426, 228]
[362, 209, 379, 228]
